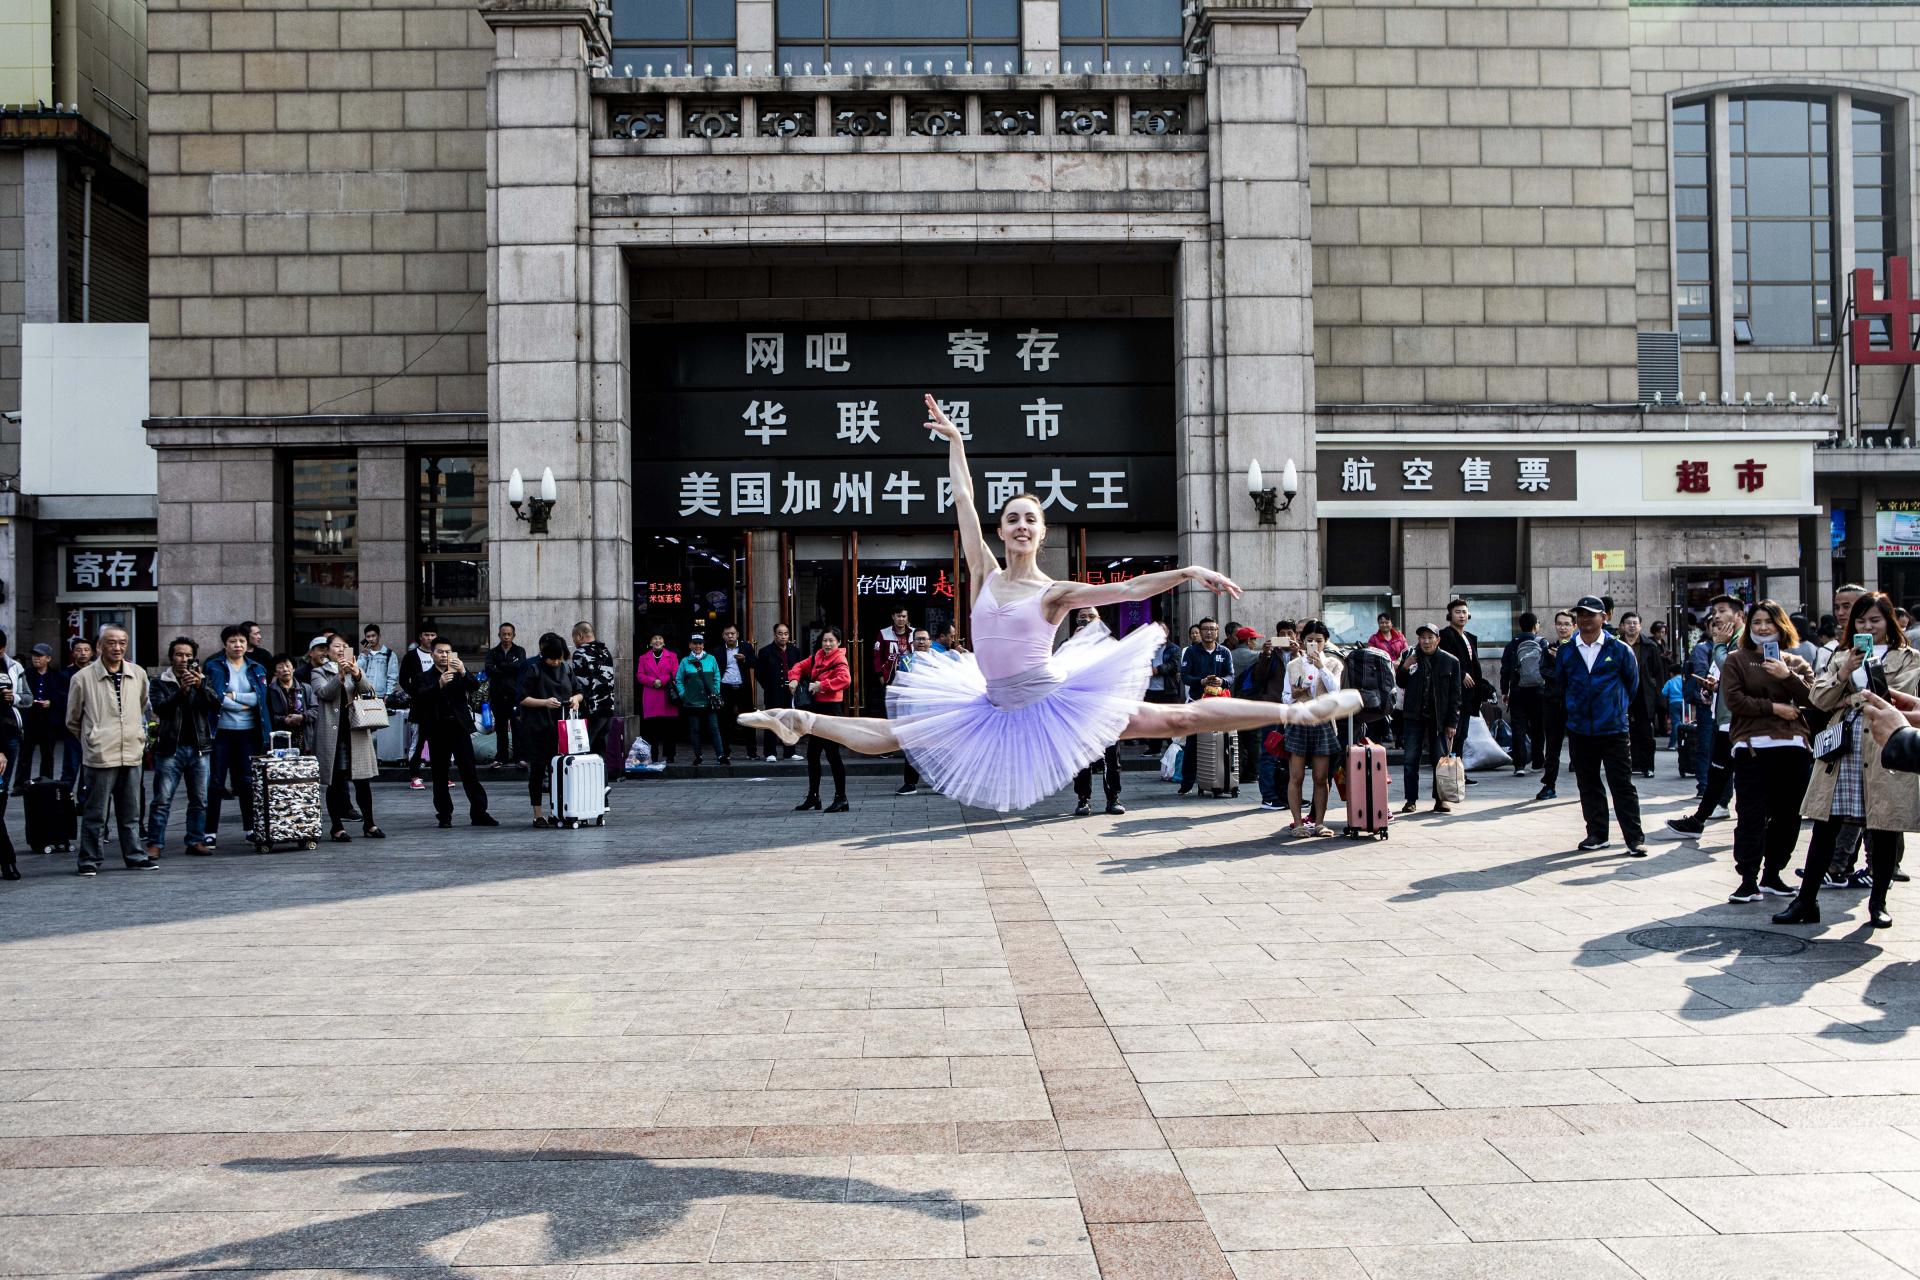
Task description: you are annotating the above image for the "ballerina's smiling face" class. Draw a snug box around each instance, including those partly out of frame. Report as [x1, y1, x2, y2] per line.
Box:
[998, 496, 1046, 556]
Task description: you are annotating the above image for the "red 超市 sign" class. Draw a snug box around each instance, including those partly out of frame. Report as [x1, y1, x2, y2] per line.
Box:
[1854, 255, 1920, 366]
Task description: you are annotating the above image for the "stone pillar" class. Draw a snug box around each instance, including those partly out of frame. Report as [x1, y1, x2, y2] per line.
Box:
[482, 0, 632, 686]
[1023, 0, 1060, 72]
[356, 446, 412, 644]
[748, 529, 781, 644]
[1189, 0, 1317, 625]
[1858, 482, 1879, 593]
[21, 149, 63, 324]
[737, 0, 774, 71]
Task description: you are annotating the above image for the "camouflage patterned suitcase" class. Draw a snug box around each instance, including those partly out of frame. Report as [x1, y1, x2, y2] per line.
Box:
[250, 752, 322, 851]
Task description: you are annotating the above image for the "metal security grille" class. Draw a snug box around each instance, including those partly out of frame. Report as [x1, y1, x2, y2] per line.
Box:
[1638, 330, 1681, 404]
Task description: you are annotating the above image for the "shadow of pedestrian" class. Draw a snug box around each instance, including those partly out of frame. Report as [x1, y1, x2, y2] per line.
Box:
[1566, 919, 1885, 1025]
[1388, 839, 1708, 903]
[90, 1145, 960, 1275]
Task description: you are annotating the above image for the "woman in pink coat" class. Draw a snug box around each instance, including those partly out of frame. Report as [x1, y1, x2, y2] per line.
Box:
[634, 633, 680, 763]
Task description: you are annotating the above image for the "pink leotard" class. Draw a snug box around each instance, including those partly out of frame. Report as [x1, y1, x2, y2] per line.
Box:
[969, 569, 1057, 683]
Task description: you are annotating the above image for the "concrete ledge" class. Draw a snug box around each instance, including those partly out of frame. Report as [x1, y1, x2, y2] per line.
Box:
[146, 412, 488, 450]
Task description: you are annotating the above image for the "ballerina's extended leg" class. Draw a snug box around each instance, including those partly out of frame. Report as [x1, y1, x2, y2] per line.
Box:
[1120, 688, 1361, 742]
[739, 708, 903, 755]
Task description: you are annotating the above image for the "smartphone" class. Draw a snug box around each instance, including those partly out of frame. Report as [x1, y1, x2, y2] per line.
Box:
[1760, 639, 1780, 661]
[1869, 660, 1891, 700]
[1855, 633, 1875, 655]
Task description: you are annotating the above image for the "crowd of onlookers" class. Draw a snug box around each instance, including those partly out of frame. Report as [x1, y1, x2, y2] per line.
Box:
[25, 586, 1920, 930]
[0, 617, 639, 879]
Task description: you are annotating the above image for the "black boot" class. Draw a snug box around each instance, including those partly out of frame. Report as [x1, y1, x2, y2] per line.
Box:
[795, 793, 822, 811]
[1871, 846, 1899, 928]
[1772, 896, 1820, 925]
[824, 795, 850, 813]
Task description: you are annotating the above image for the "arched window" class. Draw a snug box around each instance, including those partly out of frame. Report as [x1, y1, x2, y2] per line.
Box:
[1671, 89, 1901, 349]
[776, 0, 1019, 72]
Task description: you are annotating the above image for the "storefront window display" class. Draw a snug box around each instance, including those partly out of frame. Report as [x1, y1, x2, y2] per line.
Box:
[637, 534, 748, 654]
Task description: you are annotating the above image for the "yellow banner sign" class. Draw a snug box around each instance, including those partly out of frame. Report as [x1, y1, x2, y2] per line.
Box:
[1591, 550, 1626, 572]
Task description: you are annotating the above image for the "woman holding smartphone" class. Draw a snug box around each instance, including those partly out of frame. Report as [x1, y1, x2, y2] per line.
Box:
[1718, 601, 1814, 905]
[1281, 621, 1343, 836]
[1776, 591, 1920, 928]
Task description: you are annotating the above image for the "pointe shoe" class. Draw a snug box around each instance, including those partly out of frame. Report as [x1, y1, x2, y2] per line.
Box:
[1286, 689, 1364, 725]
[742, 709, 810, 746]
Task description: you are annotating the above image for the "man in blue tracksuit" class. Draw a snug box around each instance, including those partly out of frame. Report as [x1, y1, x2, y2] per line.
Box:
[1562, 595, 1647, 855]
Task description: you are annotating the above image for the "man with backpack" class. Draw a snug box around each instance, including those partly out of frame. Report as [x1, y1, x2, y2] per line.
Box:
[1501, 612, 1549, 777]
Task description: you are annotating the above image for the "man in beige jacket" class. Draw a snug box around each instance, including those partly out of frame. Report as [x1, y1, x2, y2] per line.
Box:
[64, 625, 154, 875]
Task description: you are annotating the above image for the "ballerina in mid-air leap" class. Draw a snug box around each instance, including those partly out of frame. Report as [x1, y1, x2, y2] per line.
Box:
[742, 394, 1361, 812]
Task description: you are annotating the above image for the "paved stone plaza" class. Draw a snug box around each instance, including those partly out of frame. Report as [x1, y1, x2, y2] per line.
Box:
[7, 762, 1920, 1277]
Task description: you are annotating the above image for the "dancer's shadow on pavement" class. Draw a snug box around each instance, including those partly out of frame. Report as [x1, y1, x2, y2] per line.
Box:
[92, 1146, 958, 1276]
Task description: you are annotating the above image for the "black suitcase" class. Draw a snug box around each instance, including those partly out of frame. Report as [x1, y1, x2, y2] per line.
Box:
[1675, 722, 1697, 777]
[24, 779, 76, 854]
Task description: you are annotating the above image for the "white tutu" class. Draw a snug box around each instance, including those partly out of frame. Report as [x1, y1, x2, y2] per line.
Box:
[886, 622, 1165, 812]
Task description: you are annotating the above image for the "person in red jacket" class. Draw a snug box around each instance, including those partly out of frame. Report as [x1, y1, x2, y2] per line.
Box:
[787, 627, 852, 812]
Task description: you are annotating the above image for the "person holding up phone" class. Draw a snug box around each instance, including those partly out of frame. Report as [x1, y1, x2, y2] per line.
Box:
[1716, 601, 1814, 905]
[1776, 591, 1920, 928]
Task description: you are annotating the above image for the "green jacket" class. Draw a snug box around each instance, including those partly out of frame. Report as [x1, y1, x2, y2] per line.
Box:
[672, 652, 721, 709]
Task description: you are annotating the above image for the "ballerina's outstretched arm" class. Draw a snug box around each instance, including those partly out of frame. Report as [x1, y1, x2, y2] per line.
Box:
[1043, 563, 1240, 625]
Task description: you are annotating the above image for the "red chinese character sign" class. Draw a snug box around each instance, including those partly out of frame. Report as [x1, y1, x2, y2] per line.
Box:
[1675, 460, 1711, 494]
[1854, 255, 1920, 366]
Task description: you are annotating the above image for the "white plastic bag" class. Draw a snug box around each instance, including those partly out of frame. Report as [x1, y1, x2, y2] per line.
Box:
[1461, 715, 1513, 772]
[1159, 743, 1183, 782]
[624, 736, 664, 776]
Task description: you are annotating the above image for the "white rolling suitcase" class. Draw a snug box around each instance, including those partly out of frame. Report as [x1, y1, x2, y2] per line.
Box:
[549, 751, 608, 827]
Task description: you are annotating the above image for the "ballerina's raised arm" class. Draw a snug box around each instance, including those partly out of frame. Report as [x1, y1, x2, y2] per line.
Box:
[924, 394, 999, 585]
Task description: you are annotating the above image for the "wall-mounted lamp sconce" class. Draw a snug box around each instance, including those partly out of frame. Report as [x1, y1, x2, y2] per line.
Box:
[1247, 458, 1297, 525]
[508, 467, 558, 535]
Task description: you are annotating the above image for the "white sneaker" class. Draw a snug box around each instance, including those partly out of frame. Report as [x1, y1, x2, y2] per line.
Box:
[1712, 807, 1730, 821]
[765, 754, 776, 762]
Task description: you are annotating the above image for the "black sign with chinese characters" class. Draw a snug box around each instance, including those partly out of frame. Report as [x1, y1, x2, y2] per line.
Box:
[634, 320, 1175, 528]
[637, 386, 1174, 458]
[632, 455, 1174, 528]
[1316, 450, 1579, 502]
[61, 545, 158, 597]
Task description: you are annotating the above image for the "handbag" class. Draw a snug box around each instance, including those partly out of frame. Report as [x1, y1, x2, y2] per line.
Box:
[558, 711, 592, 756]
[1814, 711, 1853, 763]
[347, 694, 389, 731]
[1434, 754, 1467, 804]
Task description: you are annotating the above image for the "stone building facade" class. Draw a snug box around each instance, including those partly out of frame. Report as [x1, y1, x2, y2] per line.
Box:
[2, 0, 154, 655]
[141, 0, 1915, 703]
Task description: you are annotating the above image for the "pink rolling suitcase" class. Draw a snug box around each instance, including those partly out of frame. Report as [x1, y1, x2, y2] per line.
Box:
[1342, 736, 1391, 841]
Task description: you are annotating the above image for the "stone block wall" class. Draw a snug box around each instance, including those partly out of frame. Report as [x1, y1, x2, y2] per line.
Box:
[1630, 4, 1920, 425]
[0, 152, 21, 439]
[146, 0, 491, 420]
[1300, 0, 1639, 407]
[1529, 515, 1805, 617]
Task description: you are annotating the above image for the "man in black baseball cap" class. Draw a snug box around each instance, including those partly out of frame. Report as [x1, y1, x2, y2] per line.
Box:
[1398, 622, 1463, 814]
[1562, 595, 1647, 855]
